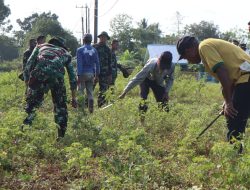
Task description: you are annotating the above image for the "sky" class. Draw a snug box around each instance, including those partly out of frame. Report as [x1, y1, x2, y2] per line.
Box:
[4, 0, 250, 40]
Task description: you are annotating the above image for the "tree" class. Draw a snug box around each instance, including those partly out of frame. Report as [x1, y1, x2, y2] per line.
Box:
[161, 33, 179, 45]
[110, 14, 134, 52]
[0, 0, 10, 25]
[183, 21, 220, 40]
[16, 12, 58, 33]
[133, 18, 162, 47]
[15, 12, 79, 56]
[220, 28, 248, 44]
[0, 0, 12, 33]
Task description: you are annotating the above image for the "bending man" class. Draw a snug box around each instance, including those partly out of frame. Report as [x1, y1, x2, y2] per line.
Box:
[119, 51, 175, 115]
[177, 36, 250, 153]
[23, 37, 77, 139]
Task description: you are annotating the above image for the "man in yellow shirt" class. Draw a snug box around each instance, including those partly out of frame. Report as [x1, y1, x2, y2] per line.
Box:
[177, 36, 250, 153]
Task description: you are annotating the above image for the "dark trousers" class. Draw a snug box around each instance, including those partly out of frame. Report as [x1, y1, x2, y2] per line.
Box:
[139, 78, 168, 113]
[226, 78, 250, 142]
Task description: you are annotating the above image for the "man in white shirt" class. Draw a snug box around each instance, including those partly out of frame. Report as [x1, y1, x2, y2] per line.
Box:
[119, 51, 174, 114]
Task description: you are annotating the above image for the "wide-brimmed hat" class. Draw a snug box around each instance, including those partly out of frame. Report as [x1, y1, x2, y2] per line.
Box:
[97, 31, 110, 40]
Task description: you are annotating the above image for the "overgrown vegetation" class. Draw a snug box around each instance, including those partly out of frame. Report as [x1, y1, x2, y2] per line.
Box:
[0, 67, 249, 189]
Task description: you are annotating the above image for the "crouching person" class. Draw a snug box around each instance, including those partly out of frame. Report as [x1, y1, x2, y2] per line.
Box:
[119, 51, 175, 120]
[23, 37, 77, 140]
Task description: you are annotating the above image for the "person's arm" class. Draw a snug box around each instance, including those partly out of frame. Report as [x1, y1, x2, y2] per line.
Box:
[64, 55, 78, 107]
[107, 47, 112, 75]
[76, 48, 82, 76]
[23, 47, 39, 82]
[94, 48, 100, 77]
[216, 65, 238, 118]
[107, 47, 112, 84]
[165, 64, 175, 96]
[119, 63, 153, 98]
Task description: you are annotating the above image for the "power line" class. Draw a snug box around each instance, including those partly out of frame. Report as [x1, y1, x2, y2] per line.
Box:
[98, 0, 119, 17]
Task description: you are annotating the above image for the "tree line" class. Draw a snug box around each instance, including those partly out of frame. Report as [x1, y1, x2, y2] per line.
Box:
[0, 0, 248, 63]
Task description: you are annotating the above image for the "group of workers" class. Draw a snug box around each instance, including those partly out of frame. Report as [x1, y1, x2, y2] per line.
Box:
[20, 22, 250, 153]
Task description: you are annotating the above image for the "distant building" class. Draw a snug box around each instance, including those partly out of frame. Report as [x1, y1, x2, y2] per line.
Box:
[145, 44, 217, 82]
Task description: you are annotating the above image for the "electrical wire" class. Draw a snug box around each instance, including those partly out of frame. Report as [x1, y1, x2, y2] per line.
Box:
[98, 0, 119, 17]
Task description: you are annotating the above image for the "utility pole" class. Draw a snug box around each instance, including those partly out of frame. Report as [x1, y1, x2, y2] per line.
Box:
[87, 5, 90, 33]
[85, 4, 88, 34]
[76, 5, 85, 42]
[94, 0, 98, 43]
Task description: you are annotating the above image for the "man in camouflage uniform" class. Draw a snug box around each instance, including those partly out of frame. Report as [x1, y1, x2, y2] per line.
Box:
[23, 37, 77, 139]
[19, 39, 37, 84]
[23, 38, 37, 71]
[110, 39, 119, 85]
[110, 39, 133, 84]
[93, 31, 112, 107]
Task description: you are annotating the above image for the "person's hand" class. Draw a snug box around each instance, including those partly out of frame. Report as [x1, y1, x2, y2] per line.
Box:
[118, 92, 126, 99]
[222, 101, 238, 118]
[71, 98, 78, 108]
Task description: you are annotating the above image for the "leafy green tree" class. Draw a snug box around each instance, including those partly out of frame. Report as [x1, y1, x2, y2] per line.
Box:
[16, 12, 79, 56]
[183, 20, 220, 40]
[0, 0, 10, 25]
[161, 33, 179, 45]
[110, 14, 134, 52]
[133, 18, 162, 47]
[220, 28, 248, 44]
[16, 12, 58, 33]
[0, 0, 12, 33]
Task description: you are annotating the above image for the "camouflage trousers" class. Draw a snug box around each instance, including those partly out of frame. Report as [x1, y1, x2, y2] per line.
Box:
[97, 76, 110, 108]
[24, 78, 68, 129]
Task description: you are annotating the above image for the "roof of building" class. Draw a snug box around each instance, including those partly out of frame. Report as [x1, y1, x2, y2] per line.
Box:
[146, 44, 188, 64]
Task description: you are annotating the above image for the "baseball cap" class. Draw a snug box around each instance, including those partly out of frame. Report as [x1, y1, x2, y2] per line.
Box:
[176, 36, 196, 60]
[97, 31, 110, 40]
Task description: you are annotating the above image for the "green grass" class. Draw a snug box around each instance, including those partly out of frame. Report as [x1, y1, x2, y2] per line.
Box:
[0, 68, 249, 189]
